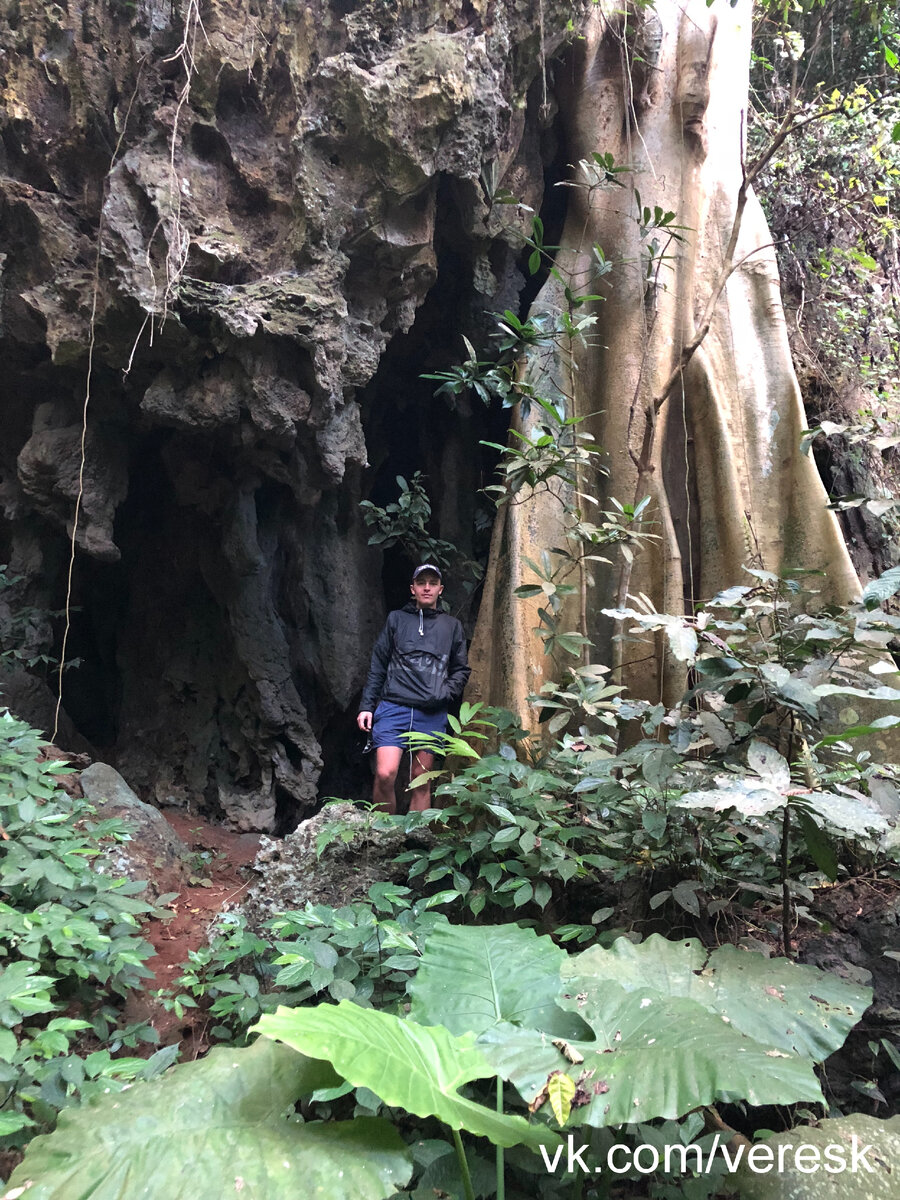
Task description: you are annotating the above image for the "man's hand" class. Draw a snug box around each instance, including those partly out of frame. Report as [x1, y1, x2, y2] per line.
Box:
[357, 711, 373, 732]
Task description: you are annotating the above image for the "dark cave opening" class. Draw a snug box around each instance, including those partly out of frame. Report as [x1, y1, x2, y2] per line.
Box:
[51, 557, 126, 750]
[355, 173, 506, 621]
[356, 85, 572, 621]
[47, 429, 177, 755]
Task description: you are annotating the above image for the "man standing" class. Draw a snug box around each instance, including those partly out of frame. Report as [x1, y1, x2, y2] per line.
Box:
[357, 564, 470, 813]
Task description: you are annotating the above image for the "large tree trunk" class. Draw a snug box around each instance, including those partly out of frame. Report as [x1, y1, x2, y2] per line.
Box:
[469, 0, 859, 717]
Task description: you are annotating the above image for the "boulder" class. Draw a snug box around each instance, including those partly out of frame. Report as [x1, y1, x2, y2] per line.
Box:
[241, 802, 424, 926]
[79, 762, 191, 901]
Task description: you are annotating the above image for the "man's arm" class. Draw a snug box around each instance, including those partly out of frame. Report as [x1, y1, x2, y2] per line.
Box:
[359, 615, 394, 714]
[444, 620, 471, 704]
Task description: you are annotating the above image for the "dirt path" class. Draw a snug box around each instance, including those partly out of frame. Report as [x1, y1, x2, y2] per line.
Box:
[126, 814, 260, 1043]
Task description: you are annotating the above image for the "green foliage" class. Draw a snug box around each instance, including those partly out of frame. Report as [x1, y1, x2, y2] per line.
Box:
[259, 922, 864, 1154]
[257, 1002, 558, 1151]
[7, 919, 876, 1197]
[603, 566, 900, 746]
[155, 912, 270, 1030]
[482, 400, 601, 500]
[421, 190, 616, 420]
[389, 567, 900, 946]
[561, 935, 871, 1064]
[0, 711, 162, 1144]
[265, 884, 449, 1009]
[156, 884, 451, 1041]
[408, 923, 587, 1039]
[752, 39, 900, 401]
[422, 335, 514, 409]
[675, 738, 891, 840]
[393, 730, 619, 935]
[801, 414, 900, 521]
[473, 930, 867, 1128]
[593, 568, 900, 923]
[359, 471, 460, 569]
[0, 565, 73, 674]
[6, 1038, 412, 1200]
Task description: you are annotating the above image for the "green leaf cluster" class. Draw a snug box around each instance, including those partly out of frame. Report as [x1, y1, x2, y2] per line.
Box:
[0, 711, 162, 1144]
[155, 882, 452, 1040]
[6, 922, 875, 1198]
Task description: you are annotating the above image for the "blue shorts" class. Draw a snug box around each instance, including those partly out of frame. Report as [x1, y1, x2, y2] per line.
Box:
[372, 701, 448, 750]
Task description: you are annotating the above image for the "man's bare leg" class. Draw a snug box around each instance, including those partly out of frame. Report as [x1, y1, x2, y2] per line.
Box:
[373, 746, 403, 813]
[408, 750, 436, 812]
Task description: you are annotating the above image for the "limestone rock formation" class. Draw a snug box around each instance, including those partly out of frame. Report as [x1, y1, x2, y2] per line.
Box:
[0, 0, 572, 827]
[80, 761, 191, 900]
[241, 801, 417, 925]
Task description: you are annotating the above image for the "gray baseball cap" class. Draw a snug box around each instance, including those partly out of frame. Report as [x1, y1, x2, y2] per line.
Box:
[412, 563, 442, 581]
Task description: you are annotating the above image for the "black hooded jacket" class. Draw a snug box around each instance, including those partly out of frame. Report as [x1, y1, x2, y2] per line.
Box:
[359, 602, 470, 713]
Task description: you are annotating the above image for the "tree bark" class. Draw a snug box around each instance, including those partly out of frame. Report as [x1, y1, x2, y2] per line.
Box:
[469, 0, 859, 719]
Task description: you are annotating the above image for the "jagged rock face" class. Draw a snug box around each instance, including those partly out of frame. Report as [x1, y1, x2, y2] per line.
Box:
[0, 1, 569, 828]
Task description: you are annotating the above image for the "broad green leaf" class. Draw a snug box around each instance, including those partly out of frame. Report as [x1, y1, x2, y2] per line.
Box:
[747, 741, 790, 792]
[0, 1111, 34, 1136]
[676, 783, 785, 816]
[796, 809, 838, 881]
[862, 566, 900, 609]
[408, 923, 588, 1039]
[801, 788, 890, 837]
[477, 988, 823, 1128]
[734, 1114, 900, 1199]
[819, 715, 900, 744]
[547, 1071, 575, 1125]
[759, 663, 790, 687]
[562, 936, 870, 1063]
[0, 1028, 17, 1060]
[813, 683, 900, 701]
[6, 1039, 412, 1200]
[666, 622, 697, 663]
[255, 1002, 558, 1151]
[671, 880, 701, 916]
[776, 677, 820, 716]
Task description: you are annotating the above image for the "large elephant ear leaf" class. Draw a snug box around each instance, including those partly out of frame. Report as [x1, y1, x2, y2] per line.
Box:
[409, 922, 588, 1038]
[477, 984, 824, 1129]
[256, 1002, 559, 1151]
[695, 943, 871, 1061]
[565, 935, 871, 1061]
[563, 933, 706, 995]
[5, 1038, 412, 1200]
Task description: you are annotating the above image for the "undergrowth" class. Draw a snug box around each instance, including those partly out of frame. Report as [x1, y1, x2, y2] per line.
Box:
[0, 712, 174, 1149]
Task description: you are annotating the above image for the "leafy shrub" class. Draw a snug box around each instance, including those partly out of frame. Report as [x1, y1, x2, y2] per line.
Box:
[394, 740, 618, 938]
[156, 882, 451, 1041]
[359, 471, 481, 586]
[0, 711, 163, 1144]
[390, 564, 900, 949]
[8, 922, 872, 1198]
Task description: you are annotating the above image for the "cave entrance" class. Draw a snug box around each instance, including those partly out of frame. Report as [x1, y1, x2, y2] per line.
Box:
[317, 83, 571, 803]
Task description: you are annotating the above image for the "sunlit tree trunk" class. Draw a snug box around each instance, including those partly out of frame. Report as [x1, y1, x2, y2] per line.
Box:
[470, 0, 859, 718]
